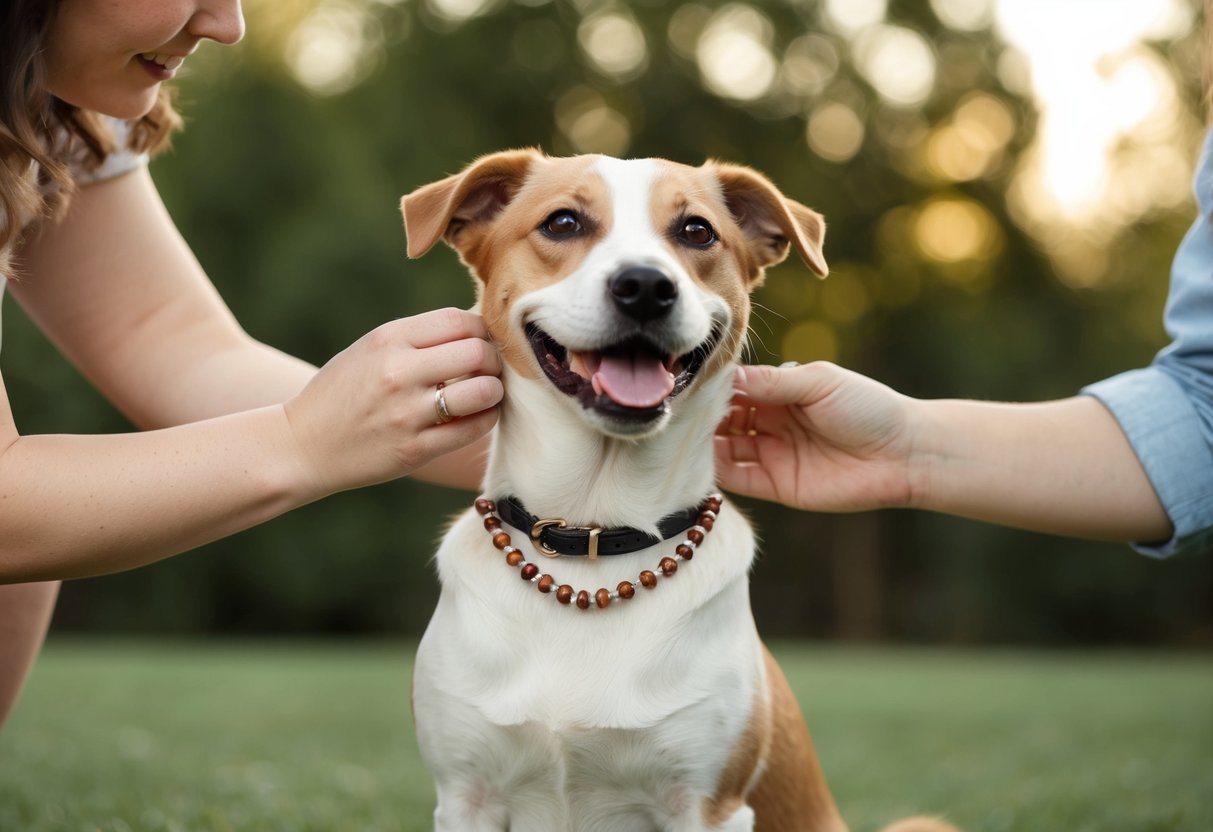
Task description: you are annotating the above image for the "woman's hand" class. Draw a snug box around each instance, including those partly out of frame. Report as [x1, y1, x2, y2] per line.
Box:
[715, 361, 1172, 543]
[714, 361, 916, 512]
[283, 307, 504, 496]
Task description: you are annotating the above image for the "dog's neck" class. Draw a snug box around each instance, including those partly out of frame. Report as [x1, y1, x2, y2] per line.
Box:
[482, 367, 732, 536]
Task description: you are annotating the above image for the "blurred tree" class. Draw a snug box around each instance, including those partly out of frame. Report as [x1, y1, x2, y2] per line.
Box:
[7, 0, 1210, 644]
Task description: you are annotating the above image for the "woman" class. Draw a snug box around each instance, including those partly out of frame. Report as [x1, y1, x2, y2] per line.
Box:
[0, 1, 500, 727]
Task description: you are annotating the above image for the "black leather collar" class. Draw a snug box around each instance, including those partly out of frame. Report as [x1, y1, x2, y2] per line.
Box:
[495, 496, 705, 558]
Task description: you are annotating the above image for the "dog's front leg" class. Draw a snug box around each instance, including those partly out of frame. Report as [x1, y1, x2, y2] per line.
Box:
[418, 698, 570, 832]
[432, 783, 509, 832]
[703, 806, 757, 832]
[430, 755, 570, 832]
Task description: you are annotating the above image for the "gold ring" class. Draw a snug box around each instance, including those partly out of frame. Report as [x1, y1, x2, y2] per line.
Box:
[434, 383, 453, 424]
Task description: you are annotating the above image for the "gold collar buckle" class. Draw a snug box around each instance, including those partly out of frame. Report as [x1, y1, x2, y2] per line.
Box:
[530, 518, 603, 560]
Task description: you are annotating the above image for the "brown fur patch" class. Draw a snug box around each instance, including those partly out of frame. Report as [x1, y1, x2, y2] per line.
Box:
[702, 662, 772, 826]
[748, 645, 848, 832]
[470, 156, 610, 379]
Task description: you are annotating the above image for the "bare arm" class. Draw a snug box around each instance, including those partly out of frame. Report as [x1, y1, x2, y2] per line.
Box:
[907, 394, 1171, 542]
[1, 169, 498, 583]
[716, 362, 1172, 543]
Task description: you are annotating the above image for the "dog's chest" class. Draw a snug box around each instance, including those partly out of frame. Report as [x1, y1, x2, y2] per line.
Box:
[418, 506, 759, 727]
[412, 504, 765, 825]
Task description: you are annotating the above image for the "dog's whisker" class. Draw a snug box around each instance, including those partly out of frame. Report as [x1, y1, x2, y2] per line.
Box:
[749, 302, 788, 329]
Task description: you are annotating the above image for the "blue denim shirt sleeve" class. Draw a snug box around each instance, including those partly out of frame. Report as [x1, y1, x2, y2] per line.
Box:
[1082, 128, 1213, 558]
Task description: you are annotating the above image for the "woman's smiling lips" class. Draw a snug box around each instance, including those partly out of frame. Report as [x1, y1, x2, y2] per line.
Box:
[136, 52, 186, 81]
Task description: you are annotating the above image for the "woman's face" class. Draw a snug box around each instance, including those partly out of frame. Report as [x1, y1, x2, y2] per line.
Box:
[45, 0, 244, 119]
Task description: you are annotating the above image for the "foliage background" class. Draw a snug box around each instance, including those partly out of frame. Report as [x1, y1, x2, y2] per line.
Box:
[5, 0, 1212, 644]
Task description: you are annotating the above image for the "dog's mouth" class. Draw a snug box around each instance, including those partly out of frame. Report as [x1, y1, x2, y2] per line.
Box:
[526, 323, 722, 422]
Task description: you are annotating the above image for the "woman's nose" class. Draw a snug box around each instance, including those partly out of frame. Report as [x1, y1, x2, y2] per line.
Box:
[188, 0, 245, 45]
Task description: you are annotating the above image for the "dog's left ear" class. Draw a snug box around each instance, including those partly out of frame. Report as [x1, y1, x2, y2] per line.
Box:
[401, 148, 543, 259]
[711, 163, 828, 278]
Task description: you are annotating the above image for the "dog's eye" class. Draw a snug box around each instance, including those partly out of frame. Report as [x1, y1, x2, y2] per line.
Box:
[542, 210, 582, 237]
[678, 217, 716, 247]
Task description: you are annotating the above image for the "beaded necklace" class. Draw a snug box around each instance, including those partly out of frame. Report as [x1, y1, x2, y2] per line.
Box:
[473, 493, 723, 611]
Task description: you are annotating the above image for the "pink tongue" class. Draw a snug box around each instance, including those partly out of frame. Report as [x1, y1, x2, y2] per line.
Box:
[592, 354, 675, 409]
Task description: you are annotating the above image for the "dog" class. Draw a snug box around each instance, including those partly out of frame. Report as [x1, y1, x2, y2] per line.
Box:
[402, 150, 958, 832]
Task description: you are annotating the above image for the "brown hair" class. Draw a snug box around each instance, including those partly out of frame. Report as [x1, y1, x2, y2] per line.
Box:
[0, 0, 181, 275]
[1206, 0, 1213, 121]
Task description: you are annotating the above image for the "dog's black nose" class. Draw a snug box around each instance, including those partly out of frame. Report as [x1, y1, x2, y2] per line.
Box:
[608, 266, 678, 321]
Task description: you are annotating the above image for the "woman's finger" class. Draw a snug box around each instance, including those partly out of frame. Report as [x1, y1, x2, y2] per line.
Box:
[733, 361, 844, 408]
[424, 375, 504, 425]
[391, 307, 492, 350]
[414, 336, 502, 388]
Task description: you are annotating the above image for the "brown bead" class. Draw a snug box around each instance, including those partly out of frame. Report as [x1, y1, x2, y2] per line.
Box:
[474, 498, 496, 515]
[483, 516, 502, 531]
[617, 581, 635, 600]
[520, 563, 539, 581]
[698, 514, 715, 531]
[537, 575, 555, 593]
[492, 532, 512, 550]
[659, 556, 678, 576]
[639, 570, 658, 588]
[687, 528, 705, 545]
[505, 550, 524, 567]
[595, 588, 611, 609]
[706, 496, 722, 513]
[556, 585, 574, 604]
[676, 543, 694, 560]
[576, 590, 591, 610]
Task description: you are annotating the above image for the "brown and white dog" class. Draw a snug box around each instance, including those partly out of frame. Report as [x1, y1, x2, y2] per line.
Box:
[401, 150, 957, 832]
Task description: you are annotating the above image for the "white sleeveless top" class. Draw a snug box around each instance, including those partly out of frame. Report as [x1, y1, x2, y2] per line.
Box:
[0, 117, 149, 350]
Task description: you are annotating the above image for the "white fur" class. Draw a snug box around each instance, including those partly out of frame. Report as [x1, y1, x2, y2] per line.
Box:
[414, 158, 766, 831]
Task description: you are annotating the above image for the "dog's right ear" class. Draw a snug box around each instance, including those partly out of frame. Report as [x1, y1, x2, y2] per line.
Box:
[401, 148, 542, 259]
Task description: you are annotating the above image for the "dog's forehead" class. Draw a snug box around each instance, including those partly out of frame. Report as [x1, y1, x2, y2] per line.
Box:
[518, 156, 722, 217]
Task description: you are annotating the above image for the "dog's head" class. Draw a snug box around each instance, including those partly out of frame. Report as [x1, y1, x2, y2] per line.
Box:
[402, 149, 826, 439]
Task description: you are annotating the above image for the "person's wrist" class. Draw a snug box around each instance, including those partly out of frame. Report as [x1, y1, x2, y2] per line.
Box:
[900, 396, 941, 512]
[272, 402, 337, 505]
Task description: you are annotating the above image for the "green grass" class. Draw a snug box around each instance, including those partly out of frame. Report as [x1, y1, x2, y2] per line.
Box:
[1, 640, 1210, 832]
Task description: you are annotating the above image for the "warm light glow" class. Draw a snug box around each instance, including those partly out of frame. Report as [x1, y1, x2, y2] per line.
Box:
[929, 0, 995, 32]
[924, 93, 1015, 181]
[914, 197, 1001, 264]
[851, 25, 936, 108]
[807, 102, 865, 163]
[287, 1, 378, 95]
[696, 5, 778, 102]
[579, 12, 648, 79]
[426, 0, 493, 24]
[555, 87, 632, 156]
[782, 35, 839, 97]
[823, 0, 886, 36]
[995, 0, 1198, 225]
[667, 3, 711, 60]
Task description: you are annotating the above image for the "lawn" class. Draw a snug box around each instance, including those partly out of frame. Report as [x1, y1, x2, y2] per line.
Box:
[1, 640, 1210, 832]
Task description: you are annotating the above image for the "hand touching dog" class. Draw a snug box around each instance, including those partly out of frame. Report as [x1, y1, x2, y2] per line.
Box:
[284, 307, 502, 496]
